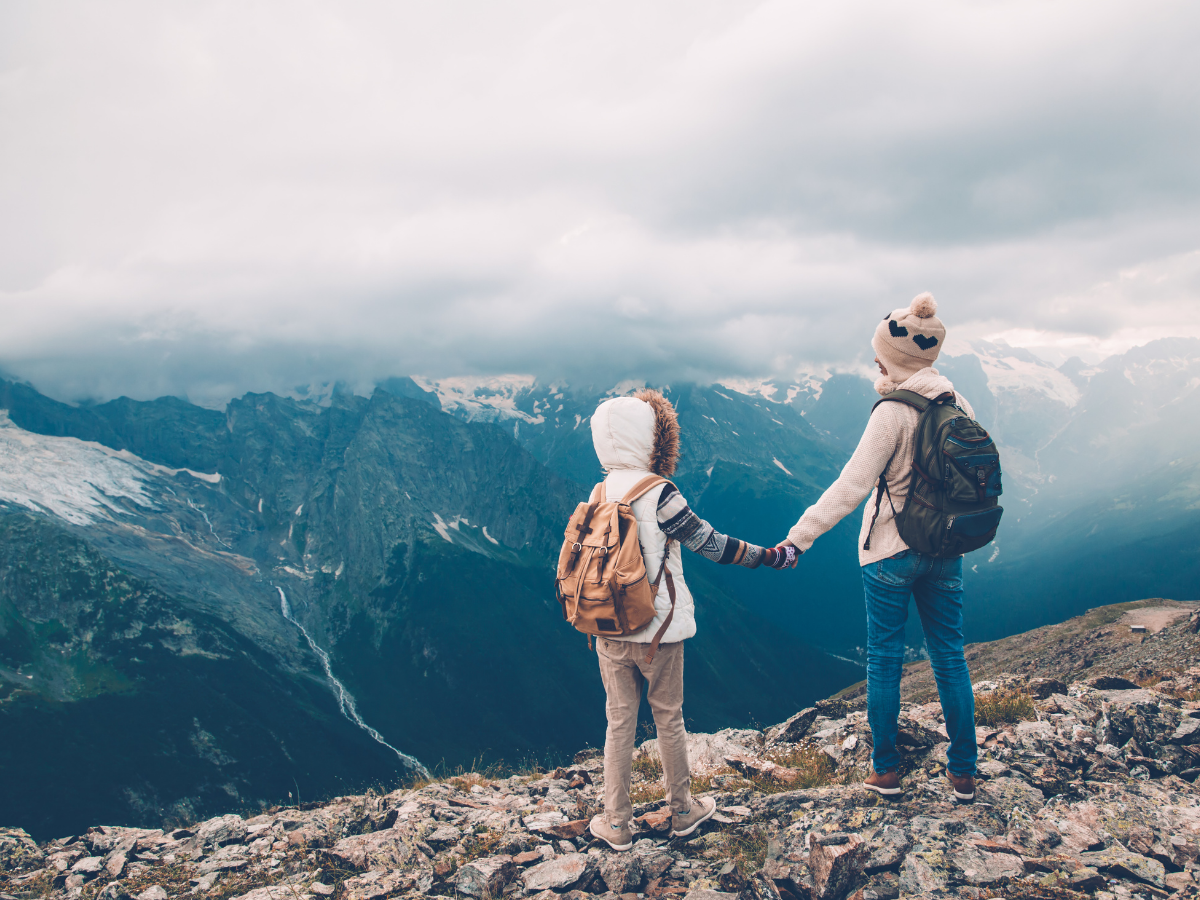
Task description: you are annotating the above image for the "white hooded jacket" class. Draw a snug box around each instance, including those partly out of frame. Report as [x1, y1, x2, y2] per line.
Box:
[589, 397, 697, 644]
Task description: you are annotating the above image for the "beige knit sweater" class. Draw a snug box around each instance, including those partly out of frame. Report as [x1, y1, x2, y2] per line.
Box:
[787, 368, 974, 566]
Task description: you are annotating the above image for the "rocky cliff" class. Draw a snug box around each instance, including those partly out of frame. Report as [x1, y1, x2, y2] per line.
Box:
[5, 601, 1199, 900]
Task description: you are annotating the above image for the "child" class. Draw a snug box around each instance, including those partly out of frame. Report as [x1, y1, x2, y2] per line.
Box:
[587, 389, 794, 850]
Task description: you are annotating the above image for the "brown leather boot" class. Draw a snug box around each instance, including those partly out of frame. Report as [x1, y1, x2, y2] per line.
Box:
[863, 769, 901, 796]
[948, 772, 975, 803]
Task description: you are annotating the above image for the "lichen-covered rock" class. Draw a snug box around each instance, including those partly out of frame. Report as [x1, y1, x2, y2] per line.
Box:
[323, 825, 421, 871]
[522, 852, 596, 892]
[0, 827, 44, 872]
[598, 850, 644, 892]
[455, 854, 517, 898]
[809, 832, 868, 899]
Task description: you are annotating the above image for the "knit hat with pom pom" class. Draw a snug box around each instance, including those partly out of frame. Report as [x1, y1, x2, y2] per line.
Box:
[872, 292, 946, 388]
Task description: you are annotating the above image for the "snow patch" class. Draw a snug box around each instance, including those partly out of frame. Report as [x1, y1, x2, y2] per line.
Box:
[963, 343, 1082, 407]
[413, 375, 545, 425]
[773, 458, 793, 476]
[482, 526, 500, 546]
[719, 379, 779, 402]
[607, 380, 645, 397]
[431, 513, 454, 542]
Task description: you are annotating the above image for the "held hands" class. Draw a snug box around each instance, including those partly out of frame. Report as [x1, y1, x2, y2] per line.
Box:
[770, 539, 802, 569]
[761, 543, 800, 569]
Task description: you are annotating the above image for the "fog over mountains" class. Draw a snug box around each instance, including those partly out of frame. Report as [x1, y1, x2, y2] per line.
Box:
[1, 337, 1197, 838]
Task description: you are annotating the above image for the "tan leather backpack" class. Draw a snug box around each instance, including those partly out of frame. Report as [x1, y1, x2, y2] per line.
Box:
[555, 474, 677, 663]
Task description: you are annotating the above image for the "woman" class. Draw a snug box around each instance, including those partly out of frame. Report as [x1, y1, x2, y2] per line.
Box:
[779, 293, 977, 802]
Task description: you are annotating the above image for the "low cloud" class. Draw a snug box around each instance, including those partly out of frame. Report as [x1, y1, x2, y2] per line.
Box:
[2, 0, 1199, 403]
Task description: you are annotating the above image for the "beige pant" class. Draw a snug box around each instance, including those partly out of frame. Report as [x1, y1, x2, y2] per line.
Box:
[596, 638, 692, 826]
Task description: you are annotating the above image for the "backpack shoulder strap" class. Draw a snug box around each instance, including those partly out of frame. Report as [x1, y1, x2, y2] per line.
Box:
[872, 389, 932, 414]
[621, 474, 672, 505]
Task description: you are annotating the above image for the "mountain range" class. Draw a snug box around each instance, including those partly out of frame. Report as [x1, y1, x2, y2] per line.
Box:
[1, 336, 1197, 839]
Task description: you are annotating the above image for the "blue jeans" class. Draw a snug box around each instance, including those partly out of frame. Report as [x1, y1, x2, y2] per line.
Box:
[862, 550, 976, 776]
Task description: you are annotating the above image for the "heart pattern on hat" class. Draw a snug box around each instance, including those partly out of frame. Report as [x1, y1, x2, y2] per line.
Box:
[888, 320, 908, 338]
[913, 334, 939, 350]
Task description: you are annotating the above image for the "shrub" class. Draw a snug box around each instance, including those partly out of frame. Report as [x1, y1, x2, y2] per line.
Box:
[975, 688, 1037, 727]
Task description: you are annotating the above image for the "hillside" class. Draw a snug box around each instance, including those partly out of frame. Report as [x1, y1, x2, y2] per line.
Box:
[0, 379, 861, 838]
[4, 599, 1200, 900]
[842, 598, 1200, 705]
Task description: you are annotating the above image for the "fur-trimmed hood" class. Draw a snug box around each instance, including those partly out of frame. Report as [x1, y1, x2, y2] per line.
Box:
[590, 389, 680, 476]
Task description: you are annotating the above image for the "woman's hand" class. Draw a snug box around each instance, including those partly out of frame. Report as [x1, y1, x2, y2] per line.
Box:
[774, 539, 801, 568]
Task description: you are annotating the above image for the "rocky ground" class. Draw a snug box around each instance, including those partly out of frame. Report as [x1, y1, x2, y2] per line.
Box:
[3, 603, 1200, 900]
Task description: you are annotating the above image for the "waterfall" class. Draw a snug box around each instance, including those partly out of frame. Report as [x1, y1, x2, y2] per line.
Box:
[276, 586, 429, 778]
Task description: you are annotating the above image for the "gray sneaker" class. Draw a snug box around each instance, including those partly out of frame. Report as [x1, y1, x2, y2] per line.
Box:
[670, 796, 717, 838]
[588, 813, 633, 851]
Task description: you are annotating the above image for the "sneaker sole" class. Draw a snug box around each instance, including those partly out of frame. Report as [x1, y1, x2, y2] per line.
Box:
[953, 789, 975, 803]
[588, 826, 633, 852]
[670, 800, 717, 838]
[863, 783, 902, 796]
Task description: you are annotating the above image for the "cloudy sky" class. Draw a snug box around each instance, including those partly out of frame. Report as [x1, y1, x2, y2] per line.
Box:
[2, 0, 1199, 405]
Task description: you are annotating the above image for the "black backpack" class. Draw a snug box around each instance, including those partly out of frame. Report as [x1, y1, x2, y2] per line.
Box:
[865, 390, 1004, 558]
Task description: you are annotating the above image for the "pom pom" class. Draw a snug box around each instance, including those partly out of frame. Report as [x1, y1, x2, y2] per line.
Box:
[910, 292, 937, 318]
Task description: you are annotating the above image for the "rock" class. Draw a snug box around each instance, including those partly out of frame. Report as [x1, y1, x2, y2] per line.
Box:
[455, 855, 518, 898]
[1053, 818, 1104, 853]
[309, 886, 334, 898]
[976, 775, 1045, 815]
[0, 828, 45, 873]
[97, 882, 132, 900]
[716, 861, 746, 893]
[70, 856, 104, 877]
[1088, 675, 1142, 690]
[523, 853, 596, 892]
[522, 812, 588, 839]
[323, 827, 416, 871]
[135, 887, 168, 900]
[190, 873, 219, 892]
[599, 852, 644, 892]
[1006, 813, 1063, 856]
[681, 891, 737, 900]
[1170, 834, 1199, 867]
[724, 755, 797, 784]
[1028, 677, 1068, 699]
[864, 825, 910, 872]
[743, 873, 785, 900]
[1166, 871, 1194, 892]
[809, 832, 868, 900]
[765, 708, 820, 745]
[233, 886, 314, 900]
[949, 844, 1025, 884]
[105, 850, 127, 877]
[1080, 848, 1167, 888]
[1067, 866, 1105, 890]
[897, 852, 946, 895]
[635, 808, 673, 833]
[193, 814, 246, 848]
[425, 824, 462, 845]
[640, 729, 763, 774]
[859, 870, 900, 900]
[1171, 718, 1200, 744]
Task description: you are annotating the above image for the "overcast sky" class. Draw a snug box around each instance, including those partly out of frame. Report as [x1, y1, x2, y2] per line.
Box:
[2, 1, 1199, 405]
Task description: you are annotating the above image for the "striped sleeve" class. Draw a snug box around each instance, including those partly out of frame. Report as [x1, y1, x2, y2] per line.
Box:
[656, 484, 766, 568]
